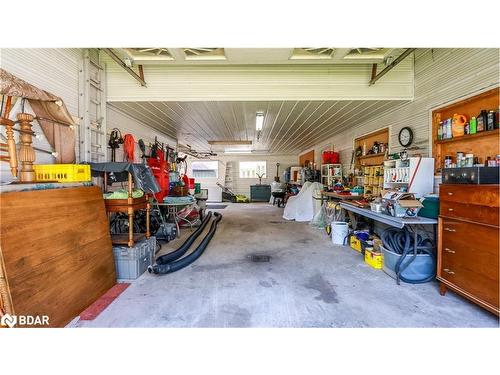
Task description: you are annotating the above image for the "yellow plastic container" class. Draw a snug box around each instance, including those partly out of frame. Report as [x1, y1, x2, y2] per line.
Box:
[350, 235, 362, 252]
[365, 248, 383, 269]
[34, 164, 91, 183]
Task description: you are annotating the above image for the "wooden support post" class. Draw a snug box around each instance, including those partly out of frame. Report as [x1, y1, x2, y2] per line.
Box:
[0, 118, 18, 178]
[127, 172, 133, 204]
[16, 113, 36, 182]
[146, 201, 151, 239]
[128, 207, 134, 248]
[0, 249, 15, 316]
[371, 63, 377, 81]
[127, 171, 134, 247]
[138, 65, 144, 82]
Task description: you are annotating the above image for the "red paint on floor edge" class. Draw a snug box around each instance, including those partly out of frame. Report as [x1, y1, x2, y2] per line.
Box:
[79, 283, 130, 320]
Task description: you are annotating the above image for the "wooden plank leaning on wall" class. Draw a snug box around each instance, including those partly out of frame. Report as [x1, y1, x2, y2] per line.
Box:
[0, 186, 116, 327]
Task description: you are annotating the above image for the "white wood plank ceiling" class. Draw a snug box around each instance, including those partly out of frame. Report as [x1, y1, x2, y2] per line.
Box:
[109, 100, 407, 154]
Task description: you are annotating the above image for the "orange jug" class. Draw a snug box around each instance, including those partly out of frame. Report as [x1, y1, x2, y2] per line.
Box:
[452, 113, 467, 137]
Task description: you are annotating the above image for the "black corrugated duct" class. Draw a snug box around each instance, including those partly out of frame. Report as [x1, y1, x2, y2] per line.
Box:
[149, 212, 222, 275]
[155, 211, 212, 265]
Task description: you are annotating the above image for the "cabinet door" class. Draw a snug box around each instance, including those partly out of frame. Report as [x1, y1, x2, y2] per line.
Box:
[439, 218, 499, 308]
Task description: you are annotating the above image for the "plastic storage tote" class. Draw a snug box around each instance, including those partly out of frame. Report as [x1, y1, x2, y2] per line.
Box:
[112, 237, 156, 280]
[381, 245, 435, 282]
[34, 164, 91, 182]
[418, 195, 439, 219]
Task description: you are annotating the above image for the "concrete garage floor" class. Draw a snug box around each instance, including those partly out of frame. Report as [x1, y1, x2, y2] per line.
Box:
[75, 203, 498, 328]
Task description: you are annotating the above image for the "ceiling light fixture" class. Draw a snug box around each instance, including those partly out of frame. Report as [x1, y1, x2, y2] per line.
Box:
[256, 111, 265, 141]
[208, 140, 252, 145]
[255, 112, 264, 131]
[224, 150, 253, 154]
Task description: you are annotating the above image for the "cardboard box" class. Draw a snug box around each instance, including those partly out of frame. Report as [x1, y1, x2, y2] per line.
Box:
[382, 190, 423, 218]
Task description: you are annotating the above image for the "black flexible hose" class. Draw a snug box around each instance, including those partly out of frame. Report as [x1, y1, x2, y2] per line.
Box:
[381, 227, 435, 284]
[149, 212, 222, 275]
[155, 211, 213, 265]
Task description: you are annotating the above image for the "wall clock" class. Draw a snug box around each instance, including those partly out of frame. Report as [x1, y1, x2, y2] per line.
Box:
[398, 127, 413, 147]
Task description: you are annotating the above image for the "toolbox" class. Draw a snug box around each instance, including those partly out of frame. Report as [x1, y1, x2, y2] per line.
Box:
[442, 166, 500, 184]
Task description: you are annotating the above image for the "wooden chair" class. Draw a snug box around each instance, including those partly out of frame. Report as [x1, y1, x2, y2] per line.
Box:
[0, 117, 18, 178]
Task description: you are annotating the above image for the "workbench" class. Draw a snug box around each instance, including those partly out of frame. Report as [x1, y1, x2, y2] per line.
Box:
[340, 201, 437, 284]
[319, 192, 364, 221]
[339, 201, 437, 229]
[319, 191, 364, 205]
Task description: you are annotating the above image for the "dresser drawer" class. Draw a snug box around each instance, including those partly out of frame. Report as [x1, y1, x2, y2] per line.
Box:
[440, 201, 499, 226]
[440, 218, 499, 258]
[439, 218, 499, 308]
[441, 235, 499, 282]
[440, 184, 499, 207]
[440, 262, 499, 308]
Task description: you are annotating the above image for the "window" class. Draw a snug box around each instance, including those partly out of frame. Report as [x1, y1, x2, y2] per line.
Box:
[191, 160, 218, 178]
[239, 161, 266, 178]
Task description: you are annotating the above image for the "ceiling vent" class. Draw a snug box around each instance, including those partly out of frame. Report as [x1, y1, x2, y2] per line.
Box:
[183, 48, 226, 60]
[343, 48, 390, 60]
[289, 48, 335, 60]
[123, 48, 174, 61]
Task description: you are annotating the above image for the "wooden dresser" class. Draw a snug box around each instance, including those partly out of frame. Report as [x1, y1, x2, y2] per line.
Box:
[437, 184, 499, 315]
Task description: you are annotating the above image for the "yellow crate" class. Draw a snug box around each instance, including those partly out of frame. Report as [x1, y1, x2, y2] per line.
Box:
[365, 248, 383, 269]
[350, 235, 362, 252]
[34, 164, 91, 183]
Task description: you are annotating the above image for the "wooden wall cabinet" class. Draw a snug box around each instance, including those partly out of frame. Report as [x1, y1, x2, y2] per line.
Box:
[432, 87, 499, 174]
[437, 184, 499, 315]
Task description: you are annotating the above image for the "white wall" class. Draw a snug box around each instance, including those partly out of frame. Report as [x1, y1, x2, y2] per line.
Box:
[0, 48, 177, 183]
[104, 58, 414, 101]
[187, 154, 298, 196]
[304, 48, 500, 176]
[1, 48, 82, 167]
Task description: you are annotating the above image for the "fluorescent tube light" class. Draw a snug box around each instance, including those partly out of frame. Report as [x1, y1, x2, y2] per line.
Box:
[224, 150, 252, 154]
[255, 112, 264, 131]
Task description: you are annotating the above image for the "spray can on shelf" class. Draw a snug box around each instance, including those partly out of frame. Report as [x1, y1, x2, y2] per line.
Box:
[444, 156, 453, 169]
[487, 111, 495, 131]
[437, 121, 443, 140]
[477, 111, 487, 132]
[448, 119, 453, 139]
[456, 152, 464, 168]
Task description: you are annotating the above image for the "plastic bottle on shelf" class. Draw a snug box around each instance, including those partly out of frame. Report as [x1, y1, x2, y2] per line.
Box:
[487, 111, 495, 131]
[362, 142, 367, 156]
[469, 117, 477, 134]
